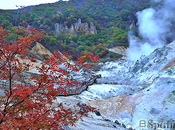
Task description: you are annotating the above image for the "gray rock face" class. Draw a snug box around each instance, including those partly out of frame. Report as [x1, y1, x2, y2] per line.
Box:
[90, 22, 97, 34]
[84, 23, 89, 34]
[69, 24, 77, 36]
[64, 26, 69, 34]
[74, 18, 82, 31]
[55, 18, 97, 36]
[55, 23, 64, 34]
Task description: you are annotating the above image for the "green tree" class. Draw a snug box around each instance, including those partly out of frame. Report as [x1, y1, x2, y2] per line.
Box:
[76, 45, 85, 51]
[50, 37, 59, 45]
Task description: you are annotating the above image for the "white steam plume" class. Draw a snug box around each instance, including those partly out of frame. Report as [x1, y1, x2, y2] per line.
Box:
[127, 0, 175, 61]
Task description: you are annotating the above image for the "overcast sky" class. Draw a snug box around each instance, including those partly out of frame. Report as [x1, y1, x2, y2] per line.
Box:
[0, 0, 68, 10]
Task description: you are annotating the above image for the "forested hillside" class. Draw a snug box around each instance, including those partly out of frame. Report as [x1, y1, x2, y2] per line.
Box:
[0, 0, 152, 60]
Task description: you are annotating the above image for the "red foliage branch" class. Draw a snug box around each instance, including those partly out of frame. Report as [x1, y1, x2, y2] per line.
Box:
[0, 26, 98, 129]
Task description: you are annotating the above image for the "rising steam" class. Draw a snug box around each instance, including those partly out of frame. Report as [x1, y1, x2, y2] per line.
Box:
[127, 0, 175, 61]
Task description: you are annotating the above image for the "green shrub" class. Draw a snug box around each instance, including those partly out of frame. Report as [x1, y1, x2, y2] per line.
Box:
[76, 45, 85, 51]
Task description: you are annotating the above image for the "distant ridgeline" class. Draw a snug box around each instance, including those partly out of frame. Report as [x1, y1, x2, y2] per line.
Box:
[55, 18, 97, 36]
[0, 0, 152, 59]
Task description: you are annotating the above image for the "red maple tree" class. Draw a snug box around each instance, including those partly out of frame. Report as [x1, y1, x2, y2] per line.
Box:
[0, 26, 98, 129]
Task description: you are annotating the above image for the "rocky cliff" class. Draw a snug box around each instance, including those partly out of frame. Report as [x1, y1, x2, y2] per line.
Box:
[55, 18, 97, 36]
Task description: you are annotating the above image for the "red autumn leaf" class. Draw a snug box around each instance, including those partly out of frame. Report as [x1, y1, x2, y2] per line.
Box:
[0, 26, 98, 129]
